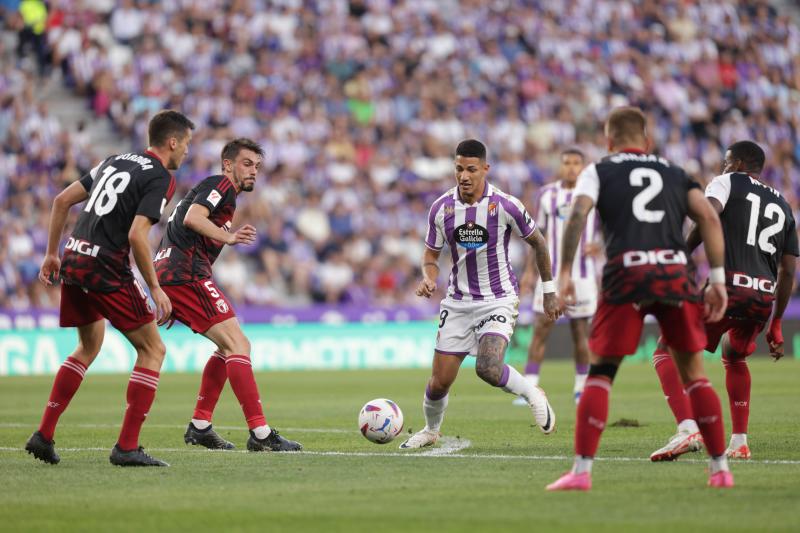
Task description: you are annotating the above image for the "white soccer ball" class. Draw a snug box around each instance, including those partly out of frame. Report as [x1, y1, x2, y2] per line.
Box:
[358, 398, 404, 444]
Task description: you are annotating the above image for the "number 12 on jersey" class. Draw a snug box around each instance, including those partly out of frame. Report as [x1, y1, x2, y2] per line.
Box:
[745, 193, 785, 255]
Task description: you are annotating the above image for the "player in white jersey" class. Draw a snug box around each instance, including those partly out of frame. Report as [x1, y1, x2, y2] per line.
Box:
[515, 149, 601, 406]
[400, 139, 561, 450]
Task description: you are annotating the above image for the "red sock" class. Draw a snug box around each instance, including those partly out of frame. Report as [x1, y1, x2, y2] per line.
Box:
[38, 357, 87, 441]
[225, 355, 266, 429]
[192, 351, 228, 422]
[722, 357, 751, 434]
[575, 376, 612, 457]
[686, 378, 726, 457]
[653, 349, 694, 425]
[117, 367, 159, 450]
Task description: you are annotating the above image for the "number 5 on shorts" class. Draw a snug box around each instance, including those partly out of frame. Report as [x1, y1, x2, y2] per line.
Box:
[204, 280, 220, 298]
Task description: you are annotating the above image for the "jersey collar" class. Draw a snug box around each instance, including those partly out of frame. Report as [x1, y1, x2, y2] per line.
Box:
[144, 149, 168, 170]
[617, 147, 647, 154]
[453, 182, 493, 204]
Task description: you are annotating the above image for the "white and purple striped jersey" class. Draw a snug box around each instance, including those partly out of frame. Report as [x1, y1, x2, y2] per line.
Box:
[425, 183, 535, 301]
[535, 181, 599, 281]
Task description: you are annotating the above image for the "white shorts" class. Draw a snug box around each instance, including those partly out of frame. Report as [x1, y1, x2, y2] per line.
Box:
[435, 296, 519, 356]
[534, 277, 597, 319]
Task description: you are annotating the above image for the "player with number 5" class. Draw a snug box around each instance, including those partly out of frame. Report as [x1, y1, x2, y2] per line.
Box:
[26, 110, 195, 467]
[154, 138, 302, 454]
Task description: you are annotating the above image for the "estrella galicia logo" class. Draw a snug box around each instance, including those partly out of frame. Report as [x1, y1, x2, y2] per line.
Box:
[454, 221, 488, 249]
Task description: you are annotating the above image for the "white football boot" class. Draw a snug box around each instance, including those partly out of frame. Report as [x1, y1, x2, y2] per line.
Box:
[398, 428, 440, 449]
[528, 386, 556, 434]
[649, 429, 703, 461]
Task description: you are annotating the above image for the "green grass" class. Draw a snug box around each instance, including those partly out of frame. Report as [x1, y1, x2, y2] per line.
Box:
[1, 359, 798, 532]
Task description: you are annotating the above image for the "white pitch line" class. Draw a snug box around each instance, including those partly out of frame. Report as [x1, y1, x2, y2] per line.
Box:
[419, 436, 472, 456]
[3, 446, 800, 465]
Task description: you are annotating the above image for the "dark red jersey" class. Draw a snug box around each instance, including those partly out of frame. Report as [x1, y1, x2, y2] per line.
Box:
[60, 151, 175, 292]
[574, 151, 701, 305]
[705, 172, 799, 321]
[155, 175, 237, 284]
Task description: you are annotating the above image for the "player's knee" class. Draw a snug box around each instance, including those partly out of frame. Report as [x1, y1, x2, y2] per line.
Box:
[138, 339, 166, 366]
[428, 376, 452, 395]
[474, 360, 502, 386]
[588, 362, 619, 383]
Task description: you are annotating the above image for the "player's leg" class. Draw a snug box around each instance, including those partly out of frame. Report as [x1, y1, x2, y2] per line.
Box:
[476, 333, 555, 433]
[721, 324, 760, 459]
[512, 313, 554, 406]
[400, 351, 465, 449]
[26, 319, 105, 464]
[547, 300, 642, 491]
[569, 318, 590, 403]
[163, 282, 235, 450]
[659, 302, 733, 488]
[109, 320, 169, 466]
[649, 335, 703, 462]
[204, 317, 301, 452]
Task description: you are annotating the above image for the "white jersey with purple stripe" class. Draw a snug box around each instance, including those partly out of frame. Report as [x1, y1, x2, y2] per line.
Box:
[536, 180, 599, 281]
[425, 183, 535, 302]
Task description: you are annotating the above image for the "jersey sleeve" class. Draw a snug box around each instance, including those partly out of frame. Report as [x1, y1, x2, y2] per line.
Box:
[136, 172, 172, 222]
[192, 178, 231, 214]
[704, 173, 732, 208]
[504, 194, 537, 239]
[573, 163, 599, 203]
[424, 200, 445, 251]
[78, 160, 105, 191]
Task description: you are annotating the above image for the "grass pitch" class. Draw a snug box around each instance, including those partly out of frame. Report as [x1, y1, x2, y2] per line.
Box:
[1, 358, 798, 532]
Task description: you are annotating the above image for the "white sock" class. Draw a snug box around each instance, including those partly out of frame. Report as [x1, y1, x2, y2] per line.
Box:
[525, 374, 540, 388]
[423, 393, 448, 432]
[710, 454, 730, 474]
[191, 419, 211, 430]
[501, 365, 535, 400]
[252, 424, 272, 440]
[678, 419, 699, 434]
[729, 433, 748, 448]
[572, 455, 593, 474]
[573, 373, 587, 393]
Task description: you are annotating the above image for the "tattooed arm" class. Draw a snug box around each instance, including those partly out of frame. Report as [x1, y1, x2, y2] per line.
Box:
[524, 228, 561, 321]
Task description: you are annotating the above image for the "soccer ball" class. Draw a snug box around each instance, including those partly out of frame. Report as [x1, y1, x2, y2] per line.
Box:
[358, 398, 404, 444]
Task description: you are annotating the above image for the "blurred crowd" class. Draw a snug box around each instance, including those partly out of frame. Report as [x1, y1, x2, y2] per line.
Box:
[1, 0, 800, 311]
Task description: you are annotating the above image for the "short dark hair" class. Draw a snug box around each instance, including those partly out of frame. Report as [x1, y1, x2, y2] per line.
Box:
[727, 140, 766, 173]
[148, 110, 195, 147]
[560, 148, 585, 160]
[221, 137, 265, 163]
[605, 106, 647, 144]
[455, 139, 487, 161]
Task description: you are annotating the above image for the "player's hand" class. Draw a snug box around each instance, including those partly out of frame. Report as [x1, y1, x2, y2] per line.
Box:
[766, 319, 784, 361]
[416, 278, 436, 298]
[38, 254, 61, 286]
[227, 224, 257, 246]
[703, 283, 727, 323]
[557, 273, 575, 312]
[151, 287, 173, 326]
[542, 292, 561, 322]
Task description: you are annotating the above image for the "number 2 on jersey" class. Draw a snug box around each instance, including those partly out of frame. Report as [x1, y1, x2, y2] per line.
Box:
[745, 193, 784, 254]
[84, 165, 131, 216]
[629, 168, 665, 223]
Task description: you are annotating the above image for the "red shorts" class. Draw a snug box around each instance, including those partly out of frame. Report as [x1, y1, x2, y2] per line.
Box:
[60, 280, 154, 332]
[705, 317, 764, 356]
[589, 299, 706, 356]
[162, 280, 235, 334]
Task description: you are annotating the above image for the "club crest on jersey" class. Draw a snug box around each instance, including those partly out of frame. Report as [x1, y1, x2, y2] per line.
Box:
[207, 189, 222, 207]
[454, 221, 488, 249]
[488, 202, 497, 216]
[215, 298, 229, 314]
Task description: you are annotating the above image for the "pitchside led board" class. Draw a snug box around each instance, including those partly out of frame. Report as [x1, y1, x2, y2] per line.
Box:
[0, 319, 795, 376]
